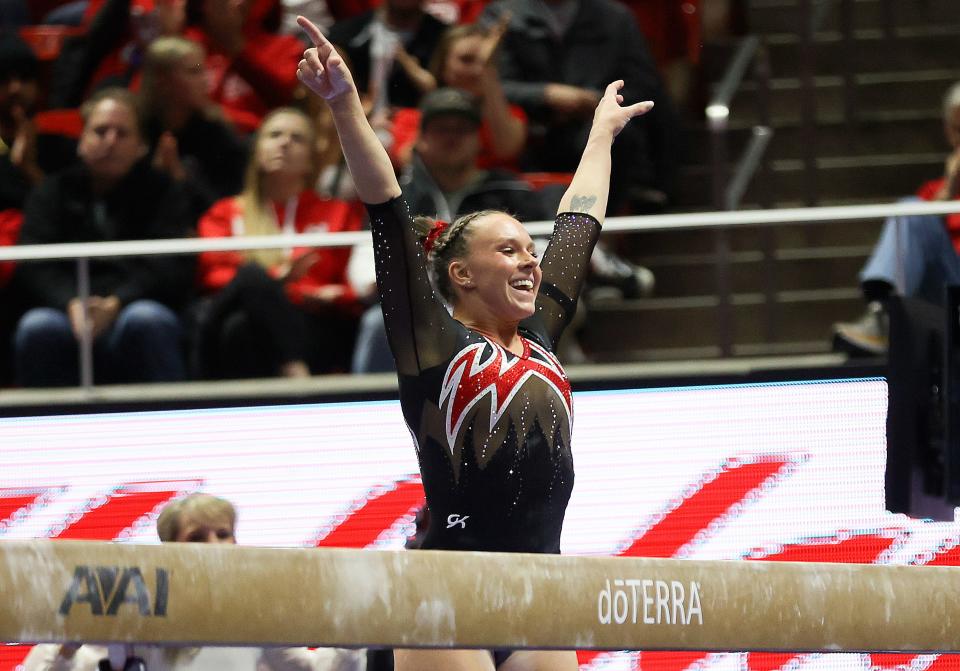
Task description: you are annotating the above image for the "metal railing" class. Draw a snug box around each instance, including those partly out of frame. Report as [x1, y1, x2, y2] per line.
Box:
[707, 32, 774, 355]
[707, 34, 774, 212]
[4, 200, 960, 390]
[705, 0, 900, 353]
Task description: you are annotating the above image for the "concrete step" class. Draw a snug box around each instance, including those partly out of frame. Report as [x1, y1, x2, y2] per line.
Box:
[728, 70, 957, 128]
[768, 26, 960, 77]
[746, 0, 960, 35]
[675, 152, 943, 208]
[578, 288, 862, 360]
[620, 218, 884, 257]
[684, 113, 944, 164]
[701, 26, 960, 82]
[581, 339, 837, 362]
[638, 247, 869, 297]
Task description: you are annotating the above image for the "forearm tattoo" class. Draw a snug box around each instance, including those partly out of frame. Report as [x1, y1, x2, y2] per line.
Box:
[569, 195, 597, 213]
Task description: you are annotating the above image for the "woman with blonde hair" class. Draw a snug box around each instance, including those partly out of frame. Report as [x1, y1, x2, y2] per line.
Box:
[195, 106, 365, 379]
[298, 14, 652, 670]
[140, 35, 247, 215]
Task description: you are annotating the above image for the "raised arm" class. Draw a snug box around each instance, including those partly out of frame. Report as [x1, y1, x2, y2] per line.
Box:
[297, 16, 455, 376]
[557, 80, 653, 223]
[296, 16, 401, 205]
[533, 81, 653, 345]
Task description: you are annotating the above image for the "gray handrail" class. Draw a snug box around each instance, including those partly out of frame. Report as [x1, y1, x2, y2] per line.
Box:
[706, 35, 761, 131]
[3, 201, 960, 263]
[725, 126, 774, 210]
[707, 32, 774, 355]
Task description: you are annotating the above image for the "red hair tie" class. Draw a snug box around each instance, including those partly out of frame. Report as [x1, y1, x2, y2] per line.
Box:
[423, 219, 448, 254]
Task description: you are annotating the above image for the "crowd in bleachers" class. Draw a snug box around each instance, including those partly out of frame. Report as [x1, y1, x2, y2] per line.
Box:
[0, 0, 700, 387]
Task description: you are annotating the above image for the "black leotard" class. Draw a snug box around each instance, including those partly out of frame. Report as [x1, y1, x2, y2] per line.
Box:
[368, 197, 600, 553]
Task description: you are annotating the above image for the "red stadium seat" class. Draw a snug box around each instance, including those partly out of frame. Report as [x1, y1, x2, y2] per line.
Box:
[521, 172, 575, 190]
[34, 109, 84, 138]
[0, 209, 24, 289]
[18, 25, 84, 62]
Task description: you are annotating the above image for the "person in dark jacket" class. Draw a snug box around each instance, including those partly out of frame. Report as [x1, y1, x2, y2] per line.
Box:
[140, 35, 248, 218]
[401, 87, 549, 223]
[13, 88, 195, 387]
[480, 0, 682, 212]
[328, 0, 447, 111]
[0, 31, 78, 223]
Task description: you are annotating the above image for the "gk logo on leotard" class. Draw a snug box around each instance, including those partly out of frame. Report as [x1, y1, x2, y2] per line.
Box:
[446, 514, 469, 529]
[439, 338, 572, 453]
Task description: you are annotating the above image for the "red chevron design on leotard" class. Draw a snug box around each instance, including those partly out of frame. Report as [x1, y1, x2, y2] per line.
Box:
[438, 337, 572, 454]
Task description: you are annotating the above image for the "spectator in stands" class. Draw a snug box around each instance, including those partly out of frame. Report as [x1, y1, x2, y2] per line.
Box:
[22, 493, 364, 671]
[404, 87, 547, 222]
[0, 31, 45, 386]
[47, 0, 187, 109]
[328, 0, 447, 112]
[195, 107, 364, 379]
[388, 18, 526, 171]
[833, 81, 960, 355]
[0, 32, 44, 203]
[13, 87, 194, 387]
[480, 0, 682, 212]
[351, 87, 548, 373]
[184, 0, 306, 132]
[140, 36, 247, 216]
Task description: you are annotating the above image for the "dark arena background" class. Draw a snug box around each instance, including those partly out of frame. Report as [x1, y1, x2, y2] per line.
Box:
[5, 0, 960, 666]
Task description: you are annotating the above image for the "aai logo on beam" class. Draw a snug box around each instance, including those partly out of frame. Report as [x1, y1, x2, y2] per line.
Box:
[59, 566, 169, 617]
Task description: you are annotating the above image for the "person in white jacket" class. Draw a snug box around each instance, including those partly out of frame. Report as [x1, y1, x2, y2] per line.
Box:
[22, 494, 364, 671]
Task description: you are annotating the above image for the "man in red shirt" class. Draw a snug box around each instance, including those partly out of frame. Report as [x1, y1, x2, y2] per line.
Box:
[834, 82, 960, 355]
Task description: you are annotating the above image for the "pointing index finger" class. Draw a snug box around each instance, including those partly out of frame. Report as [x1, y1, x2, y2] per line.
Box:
[297, 15, 326, 47]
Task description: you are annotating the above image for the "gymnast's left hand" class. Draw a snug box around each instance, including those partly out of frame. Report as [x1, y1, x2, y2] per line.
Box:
[296, 16, 356, 102]
[592, 80, 654, 139]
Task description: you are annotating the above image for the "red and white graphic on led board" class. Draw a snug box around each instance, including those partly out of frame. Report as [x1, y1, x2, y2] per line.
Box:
[2, 379, 960, 671]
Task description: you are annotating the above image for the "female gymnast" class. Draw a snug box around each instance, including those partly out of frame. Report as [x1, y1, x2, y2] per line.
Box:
[296, 15, 652, 671]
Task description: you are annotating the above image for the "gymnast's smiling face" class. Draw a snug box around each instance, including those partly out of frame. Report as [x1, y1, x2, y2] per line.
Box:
[173, 512, 236, 544]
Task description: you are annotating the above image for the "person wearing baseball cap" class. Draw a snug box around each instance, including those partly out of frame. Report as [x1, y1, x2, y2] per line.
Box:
[403, 86, 545, 223]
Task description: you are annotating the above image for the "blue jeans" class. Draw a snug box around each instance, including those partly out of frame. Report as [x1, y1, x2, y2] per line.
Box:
[14, 299, 186, 386]
[861, 198, 960, 305]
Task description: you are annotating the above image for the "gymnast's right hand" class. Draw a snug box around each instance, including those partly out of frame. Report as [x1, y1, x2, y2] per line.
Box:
[296, 16, 355, 101]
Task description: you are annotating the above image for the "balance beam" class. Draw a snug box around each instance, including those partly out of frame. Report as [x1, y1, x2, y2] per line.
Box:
[1, 540, 958, 652]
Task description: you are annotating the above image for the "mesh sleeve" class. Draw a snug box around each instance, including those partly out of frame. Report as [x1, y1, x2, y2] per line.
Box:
[534, 211, 601, 347]
[367, 197, 459, 375]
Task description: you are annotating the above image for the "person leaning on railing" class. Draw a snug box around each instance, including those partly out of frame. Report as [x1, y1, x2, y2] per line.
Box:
[11, 87, 195, 388]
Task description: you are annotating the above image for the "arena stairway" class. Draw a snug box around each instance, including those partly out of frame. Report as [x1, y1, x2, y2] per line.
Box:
[578, 0, 960, 362]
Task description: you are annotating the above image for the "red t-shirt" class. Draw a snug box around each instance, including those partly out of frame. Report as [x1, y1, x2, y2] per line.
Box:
[0, 209, 22, 289]
[185, 27, 304, 133]
[197, 191, 365, 308]
[388, 105, 528, 171]
[916, 177, 960, 253]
